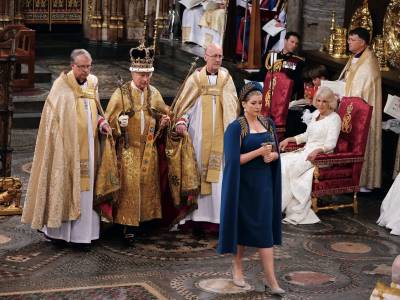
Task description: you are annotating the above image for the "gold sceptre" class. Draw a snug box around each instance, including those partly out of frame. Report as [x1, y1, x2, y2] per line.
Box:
[117, 75, 129, 148]
[170, 56, 199, 116]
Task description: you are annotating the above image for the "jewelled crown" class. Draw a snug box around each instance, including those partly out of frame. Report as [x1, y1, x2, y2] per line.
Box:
[129, 42, 155, 73]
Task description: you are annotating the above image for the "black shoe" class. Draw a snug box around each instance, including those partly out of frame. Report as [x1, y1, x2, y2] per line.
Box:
[71, 243, 92, 252]
[124, 233, 135, 247]
[42, 233, 68, 248]
[192, 227, 206, 240]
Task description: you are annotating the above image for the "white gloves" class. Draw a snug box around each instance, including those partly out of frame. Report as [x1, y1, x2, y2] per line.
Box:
[118, 115, 129, 128]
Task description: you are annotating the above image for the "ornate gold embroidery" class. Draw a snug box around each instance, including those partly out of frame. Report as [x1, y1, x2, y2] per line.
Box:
[80, 160, 89, 176]
[264, 77, 277, 110]
[341, 102, 353, 133]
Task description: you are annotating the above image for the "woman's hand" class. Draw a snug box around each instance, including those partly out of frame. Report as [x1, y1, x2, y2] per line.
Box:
[306, 149, 322, 162]
[263, 152, 279, 163]
[279, 138, 293, 151]
[257, 144, 272, 157]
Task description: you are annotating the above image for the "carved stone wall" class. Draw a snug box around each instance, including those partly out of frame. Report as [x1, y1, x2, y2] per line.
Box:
[287, 0, 346, 51]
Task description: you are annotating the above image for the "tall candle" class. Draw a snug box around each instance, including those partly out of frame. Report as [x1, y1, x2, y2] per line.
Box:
[145, 0, 148, 16]
[155, 0, 160, 19]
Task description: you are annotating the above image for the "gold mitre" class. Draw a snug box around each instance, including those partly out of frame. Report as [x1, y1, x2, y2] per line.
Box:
[129, 42, 155, 73]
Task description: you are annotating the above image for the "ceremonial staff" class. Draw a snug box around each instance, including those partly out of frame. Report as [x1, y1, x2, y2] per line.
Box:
[169, 56, 199, 115]
[117, 75, 129, 147]
[240, 0, 249, 64]
[268, 51, 277, 116]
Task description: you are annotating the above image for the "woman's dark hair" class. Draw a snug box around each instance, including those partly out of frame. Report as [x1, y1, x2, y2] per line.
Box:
[308, 64, 328, 80]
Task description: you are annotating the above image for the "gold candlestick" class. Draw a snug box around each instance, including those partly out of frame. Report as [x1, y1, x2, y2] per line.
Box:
[153, 18, 161, 52]
[372, 35, 389, 71]
[143, 14, 149, 42]
[332, 27, 348, 58]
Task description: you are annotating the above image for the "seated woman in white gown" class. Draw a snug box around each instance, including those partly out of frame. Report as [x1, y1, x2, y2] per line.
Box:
[377, 173, 400, 235]
[279, 87, 341, 225]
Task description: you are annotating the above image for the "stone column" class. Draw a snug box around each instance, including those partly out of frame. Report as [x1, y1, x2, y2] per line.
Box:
[14, 0, 24, 24]
[287, 0, 303, 35]
[101, 0, 110, 42]
[108, 0, 124, 42]
[87, 0, 102, 41]
[0, 1, 11, 29]
[125, 0, 145, 40]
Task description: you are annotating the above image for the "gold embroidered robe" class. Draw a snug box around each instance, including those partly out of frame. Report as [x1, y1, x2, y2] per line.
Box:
[105, 82, 169, 226]
[170, 67, 238, 208]
[22, 72, 101, 230]
[339, 47, 382, 189]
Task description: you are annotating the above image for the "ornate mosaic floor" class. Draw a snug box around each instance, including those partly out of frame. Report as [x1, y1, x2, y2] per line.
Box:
[1, 131, 399, 299]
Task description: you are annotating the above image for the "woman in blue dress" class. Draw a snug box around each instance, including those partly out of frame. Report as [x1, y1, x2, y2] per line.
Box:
[218, 82, 284, 295]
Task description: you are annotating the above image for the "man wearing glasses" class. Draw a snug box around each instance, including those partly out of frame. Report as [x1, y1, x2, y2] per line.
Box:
[338, 27, 382, 192]
[22, 49, 111, 249]
[171, 43, 238, 238]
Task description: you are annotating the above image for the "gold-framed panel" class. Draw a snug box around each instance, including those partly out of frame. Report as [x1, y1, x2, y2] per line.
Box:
[22, 0, 83, 25]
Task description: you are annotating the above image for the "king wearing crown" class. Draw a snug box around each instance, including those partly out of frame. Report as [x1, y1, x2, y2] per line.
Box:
[105, 42, 170, 246]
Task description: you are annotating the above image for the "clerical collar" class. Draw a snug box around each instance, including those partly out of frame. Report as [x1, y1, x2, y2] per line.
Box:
[354, 49, 365, 58]
[76, 79, 87, 86]
[206, 70, 218, 76]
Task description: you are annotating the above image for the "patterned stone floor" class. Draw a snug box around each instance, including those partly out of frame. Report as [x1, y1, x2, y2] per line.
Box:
[0, 129, 399, 299]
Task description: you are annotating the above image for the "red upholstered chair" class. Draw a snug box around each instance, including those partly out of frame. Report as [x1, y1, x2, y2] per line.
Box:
[284, 97, 373, 214]
[262, 71, 293, 140]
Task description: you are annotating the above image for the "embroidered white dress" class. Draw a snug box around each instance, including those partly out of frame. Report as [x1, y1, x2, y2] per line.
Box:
[42, 80, 100, 243]
[281, 110, 341, 225]
[377, 174, 400, 235]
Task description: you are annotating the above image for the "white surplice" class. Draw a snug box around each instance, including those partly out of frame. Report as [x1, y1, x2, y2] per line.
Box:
[42, 81, 100, 243]
[377, 174, 400, 235]
[180, 74, 222, 224]
[281, 110, 341, 225]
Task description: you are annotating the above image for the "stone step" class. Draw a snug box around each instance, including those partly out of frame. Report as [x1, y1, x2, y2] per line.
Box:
[18, 63, 52, 83]
[12, 96, 174, 129]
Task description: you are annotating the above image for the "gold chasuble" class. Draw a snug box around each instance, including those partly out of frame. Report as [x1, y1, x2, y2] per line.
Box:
[339, 47, 382, 189]
[22, 72, 101, 230]
[171, 66, 238, 199]
[105, 82, 169, 226]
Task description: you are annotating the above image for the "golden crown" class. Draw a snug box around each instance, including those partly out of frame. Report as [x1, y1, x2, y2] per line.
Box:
[129, 42, 155, 72]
